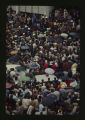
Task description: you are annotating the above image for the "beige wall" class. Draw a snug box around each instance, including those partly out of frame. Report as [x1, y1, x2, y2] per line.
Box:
[19, 6, 26, 12]
[8, 6, 54, 17]
[26, 6, 31, 13]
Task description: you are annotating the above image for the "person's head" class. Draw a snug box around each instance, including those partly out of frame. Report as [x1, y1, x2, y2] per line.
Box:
[42, 79, 44, 83]
[48, 78, 50, 81]
[58, 108, 63, 114]
[31, 96, 35, 100]
[19, 100, 22, 106]
[38, 98, 41, 103]
[54, 77, 57, 81]
[10, 68, 14, 71]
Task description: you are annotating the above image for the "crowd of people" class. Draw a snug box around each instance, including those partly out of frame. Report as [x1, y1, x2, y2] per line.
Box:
[6, 7, 80, 115]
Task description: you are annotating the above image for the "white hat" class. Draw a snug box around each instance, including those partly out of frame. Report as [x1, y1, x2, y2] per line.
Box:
[68, 37, 72, 39]
[50, 47, 54, 50]
[74, 92, 78, 95]
[25, 25, 28, 28]
[55, 62, 58, 66]
[50, 61, 53, 65]
[40, 46, 43, 49]
[40, 51, 43, 53]
[33, 33, 35, 36]
[14, 35, 17, 37]
[51, 84, 53, 87]
[23, 33, 25, 35]
[49, 51, 51, 54]
[54, 49, 57, 52]
[45, 60, 47, 63]
[28, 28, 30, 30]
[58, 79, 62, 82]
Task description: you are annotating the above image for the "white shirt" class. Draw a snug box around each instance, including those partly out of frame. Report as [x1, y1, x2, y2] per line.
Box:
[68, 46, 73, 51]
[27, 105, 34, 115]
[22, 98, 31, 109]
[10, 71, 16, 78]
[70, 80, 78, 88]
[33, 43, 37, 48]
[35, 111, 41, 115]
[39, 104, 44, 112]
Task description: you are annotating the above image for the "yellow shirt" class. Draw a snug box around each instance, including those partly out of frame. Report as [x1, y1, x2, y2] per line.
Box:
[54, 22, 57, 26]
[71, 63, 77, 70]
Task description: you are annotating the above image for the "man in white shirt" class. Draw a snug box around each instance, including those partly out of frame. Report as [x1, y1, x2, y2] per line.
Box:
[39, 103, 44, 113]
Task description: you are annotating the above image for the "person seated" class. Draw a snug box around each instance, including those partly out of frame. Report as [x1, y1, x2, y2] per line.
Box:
[43, 60, 48, 69]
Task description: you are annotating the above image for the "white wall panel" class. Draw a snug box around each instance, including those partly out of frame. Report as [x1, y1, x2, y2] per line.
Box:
[33, 6, 39, 14]
[39, 6, 47, 15]
[9, 6, 54, 17]
[26, 6, 31, 13]
[46, 6, 54, 17]
[11, 6, 17, 11]
[19, 6, 25, 12]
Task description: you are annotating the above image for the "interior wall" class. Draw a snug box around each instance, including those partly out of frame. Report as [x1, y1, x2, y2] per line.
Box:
[8, 6, 54, 17]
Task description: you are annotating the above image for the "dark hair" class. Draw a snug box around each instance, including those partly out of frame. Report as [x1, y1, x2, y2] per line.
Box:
[48, 78, 50, 81]
[10, 68, 14, 71]
[19, 101, 22, 106]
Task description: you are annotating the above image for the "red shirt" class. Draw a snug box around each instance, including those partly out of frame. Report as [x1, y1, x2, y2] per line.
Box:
[5, 102, 9, 107]
[43, 63, 48, 69]
[39, 59, 44, 62]
[67, 25, 71, 31]
[52, 65, 57, 71]
[58, 85, 61, 91]
[62, 61, 69, 71]
[66, 80, 71, 87]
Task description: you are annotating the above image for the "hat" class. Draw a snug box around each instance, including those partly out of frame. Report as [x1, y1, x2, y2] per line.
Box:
[25, 25, 28, 28]
[77, 98, 80, 101]
[33, 33, 35, 36]
[40, 46, 43, 49]
[45, 16, 48, 18]
[40, 51, 43, 53]
[51, 84, 53, 87]
[74, 92, 78, 95]
[23, 33, 25, 35]
[14, 35, 17, 38]
[49, 61, 53, 65]
[45, 60, 47, 63]
[54, 49, 57, 52]
[47, 28, 51, 31]
[53, 43, 57, 46]
[12, 41, 15, 44]
[68, 37, 72, 39]
[55, 62, 58, 66]
[18, 26, 21, 28]
[58, 79, 62, 82]
[28, 28, 30, 30]
[50, 47, 54, 50]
